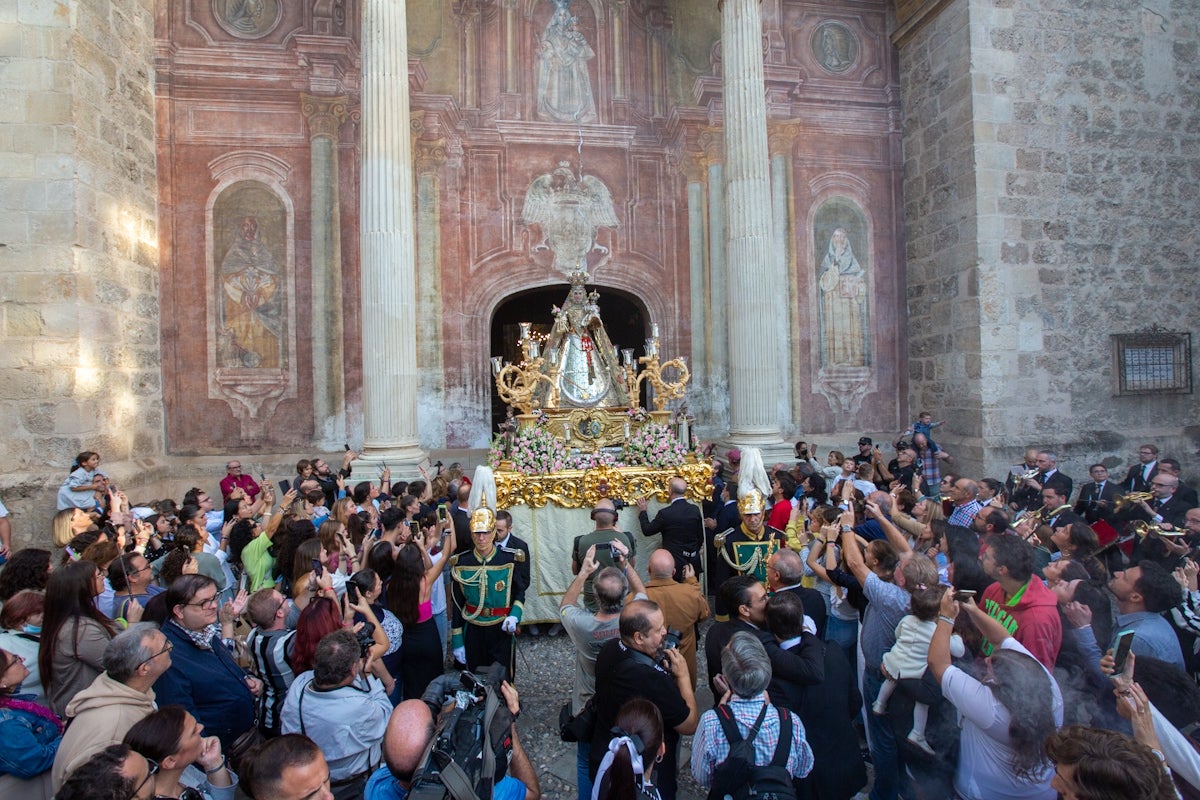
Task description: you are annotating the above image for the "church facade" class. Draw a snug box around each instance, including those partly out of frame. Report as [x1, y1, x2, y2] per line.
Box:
[0, 0, 1197, 532]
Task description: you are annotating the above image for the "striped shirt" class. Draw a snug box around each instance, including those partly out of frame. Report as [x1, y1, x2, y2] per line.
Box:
[690, 695, 814, 788]
[246, 627, 296, 737]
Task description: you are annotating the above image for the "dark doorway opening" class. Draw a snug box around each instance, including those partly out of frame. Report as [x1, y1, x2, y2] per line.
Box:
[489, 284, 648, 435]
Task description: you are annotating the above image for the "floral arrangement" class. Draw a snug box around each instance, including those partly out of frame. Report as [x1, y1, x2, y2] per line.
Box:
[622, 422, 690, 469]
[488, 425, 566, 475]
[564, 449, 621, 471]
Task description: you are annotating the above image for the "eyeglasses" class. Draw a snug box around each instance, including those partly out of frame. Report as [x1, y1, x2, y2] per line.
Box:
[1150, 482, 1172, 488]
[184, 595, 219, 609]
[137, 641, 173, 668]
[127, 757, 159, 800]
[2, 652, 23, 671]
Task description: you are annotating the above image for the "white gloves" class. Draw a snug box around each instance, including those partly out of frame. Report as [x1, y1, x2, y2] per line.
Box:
[453, 646, 467, 665]
[802, 615, 817, 636]
[501, 615, 519, 633]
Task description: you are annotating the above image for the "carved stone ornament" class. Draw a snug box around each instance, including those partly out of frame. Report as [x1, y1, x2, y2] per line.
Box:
[495, 462, 713, 509]
[811, 20, 859, 74]
[213, 0, 282, 40]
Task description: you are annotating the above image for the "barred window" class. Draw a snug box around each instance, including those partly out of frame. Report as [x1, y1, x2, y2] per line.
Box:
[1112, 327, 1192, 396]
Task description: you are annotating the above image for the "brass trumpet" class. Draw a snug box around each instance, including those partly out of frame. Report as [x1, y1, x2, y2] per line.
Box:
[1129, 520, 1186, 539]
[1113, 492, 1154, 512]
[1023, 503, 1072, 527]
[1016, 468, 1040, 483]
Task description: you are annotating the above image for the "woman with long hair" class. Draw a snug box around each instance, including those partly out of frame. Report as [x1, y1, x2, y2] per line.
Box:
[52, 507, 94, 549]
[122, 705, 236, 800]
[290, 537, 348, 616]
[929, 591, 1062, 799]
[316, 519, 355, 575]
[0, 645, 63, 799]
[38, 560, 124, 716]
[348, 568, 404, 700]
[390, 530, 454, 700]
[593, 698, 666, 800]
[289, 595, 343, 676]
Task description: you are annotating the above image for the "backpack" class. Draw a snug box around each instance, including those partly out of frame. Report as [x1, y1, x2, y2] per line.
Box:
[706, 703, 797, 800]
[407, 671, 515, 800]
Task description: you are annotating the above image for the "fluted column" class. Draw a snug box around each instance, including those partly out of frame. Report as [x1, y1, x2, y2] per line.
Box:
[360, 0, 424, 463]
[722, 0, 782, 445]
[301, 94, 349, 448]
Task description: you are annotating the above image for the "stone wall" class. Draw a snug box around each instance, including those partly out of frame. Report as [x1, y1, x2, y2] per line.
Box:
[0, 0, 161, 540]
[901, 0, 1200, 481]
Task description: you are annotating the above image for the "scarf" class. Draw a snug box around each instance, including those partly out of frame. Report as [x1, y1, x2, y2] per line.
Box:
[172, 619, 221, 651]
[0, 695, 65, 733]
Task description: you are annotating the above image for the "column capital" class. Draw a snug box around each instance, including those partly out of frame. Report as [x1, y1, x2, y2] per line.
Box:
[300, 93, 351, 139]
[697, 126, 724, 165]
[766, 121, 799, 157]
[674, 150, 707, 183]
[414, 138, 449, 175]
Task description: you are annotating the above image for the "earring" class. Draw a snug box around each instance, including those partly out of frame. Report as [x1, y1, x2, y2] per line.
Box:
[655, 754, 663, 763]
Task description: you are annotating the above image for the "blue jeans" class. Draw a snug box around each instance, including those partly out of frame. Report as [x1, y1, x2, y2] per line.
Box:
[864, 667, 900, 800]
[577, 741, 592, 799]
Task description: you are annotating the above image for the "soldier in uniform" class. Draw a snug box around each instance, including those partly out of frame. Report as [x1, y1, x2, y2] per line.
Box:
[712, 448, 785, 619]
[449, 505, 529, 676]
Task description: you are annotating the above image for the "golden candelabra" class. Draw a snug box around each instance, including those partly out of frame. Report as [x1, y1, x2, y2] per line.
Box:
[491, 322, 559, 426]
[622, 323, 690, 416]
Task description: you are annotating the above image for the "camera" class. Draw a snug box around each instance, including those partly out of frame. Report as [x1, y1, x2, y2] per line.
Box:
[355, 621, 376, 659]
[663, 627, 682, 651]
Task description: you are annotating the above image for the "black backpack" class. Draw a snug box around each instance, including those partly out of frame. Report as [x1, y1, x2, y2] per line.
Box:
[706, 703, 797, 800]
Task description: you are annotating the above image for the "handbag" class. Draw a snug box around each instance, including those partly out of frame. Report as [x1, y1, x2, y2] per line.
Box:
[558, 696, 597, 743]
[227, 724, 265, 775]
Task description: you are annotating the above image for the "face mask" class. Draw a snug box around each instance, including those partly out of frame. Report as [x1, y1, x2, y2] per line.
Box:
[23, 624, 41, 634]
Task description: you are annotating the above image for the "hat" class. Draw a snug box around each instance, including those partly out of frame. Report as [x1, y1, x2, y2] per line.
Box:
[470, 507, 496, 533]
[736, 448, 770, 515]
[726, 448, 742, 463]
[858, 437, 873, 446]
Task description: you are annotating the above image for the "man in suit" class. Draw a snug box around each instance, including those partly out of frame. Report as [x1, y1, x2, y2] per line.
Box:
[1074, 463, 1121, 523]
[1133, 473, 1194, 530]
[449, 481, 472, 554]
[1158, 458, 1199, 508]
[1122, 444, 1159, 493]
[494, 510, 533, 629]
[765, 547, 827, 639]
[1014, 450, 1073, 511]
[636, 476, 704, 581]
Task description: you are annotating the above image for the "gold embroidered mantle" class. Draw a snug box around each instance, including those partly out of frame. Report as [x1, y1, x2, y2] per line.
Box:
[494, 463, 712, 508]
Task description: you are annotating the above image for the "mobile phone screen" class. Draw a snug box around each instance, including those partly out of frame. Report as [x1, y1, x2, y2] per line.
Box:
[312, 558, 324, 578]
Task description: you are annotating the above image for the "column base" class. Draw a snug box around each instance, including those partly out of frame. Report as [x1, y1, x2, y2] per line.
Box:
[359, 442, 428, 472]
[722, 434, 793, 466]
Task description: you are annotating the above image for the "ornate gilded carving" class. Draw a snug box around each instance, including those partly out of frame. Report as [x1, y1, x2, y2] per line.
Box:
[494, 462, 713, 509]
[300, 94, 350, 139]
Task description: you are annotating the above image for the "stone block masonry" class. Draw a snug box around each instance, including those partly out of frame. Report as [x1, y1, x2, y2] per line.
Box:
[0, 0, 161, 538]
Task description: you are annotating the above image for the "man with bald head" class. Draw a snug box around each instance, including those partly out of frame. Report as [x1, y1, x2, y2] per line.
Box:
[364, 695, 540, 800]
[636, 476, 705, 580]
[643, 548, 710, 688]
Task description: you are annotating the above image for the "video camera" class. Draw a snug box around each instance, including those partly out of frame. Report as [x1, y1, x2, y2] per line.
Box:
[410, 665, 515, 800]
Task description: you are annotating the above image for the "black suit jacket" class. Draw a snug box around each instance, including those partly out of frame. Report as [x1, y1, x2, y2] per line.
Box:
[451, 505, 471, 554]
[703, 619, 824, 706]
[638, 498, 705, 578]
[1123, 462, 1159, 494]
[776, 585, 828, 641]
[496, 532, 531, 603]
[1074, 481, 1119, 523]
[1151, 494, 1194, 529]
[786, 643, 868, 800]
[1175, 483, 1199, 509]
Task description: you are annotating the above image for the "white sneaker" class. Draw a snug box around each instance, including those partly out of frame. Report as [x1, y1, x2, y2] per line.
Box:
[871, 700, 887, 716]
[907, 731, 935, 755]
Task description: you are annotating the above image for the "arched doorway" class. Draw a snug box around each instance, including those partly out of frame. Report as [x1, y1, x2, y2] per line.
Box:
[489, 284, 649, 433]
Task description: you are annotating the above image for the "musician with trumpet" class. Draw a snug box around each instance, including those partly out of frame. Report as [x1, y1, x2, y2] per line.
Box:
[1073, 463, 1121, 524]
[1122, 473, 1196, 568]
[1011, 485, 1078, 574]
[1008, 450, 1073, 513]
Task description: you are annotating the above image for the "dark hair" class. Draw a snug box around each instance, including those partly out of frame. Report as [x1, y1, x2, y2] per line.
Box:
[313, 628, 360, 687]
[173, 526, 199, 553]
[292, 596, 342, 674]
[368, 541, 395, 583]
[1131, 656, 1200, 730]
[164, 574, 218, 621]
[273, 519, 316, 584]
[353, 481, 373, 505]
[228, 517, 256, 566]
[1044, 725, 1177, 800]
[293, 538, 323, 587]
[908, 583, 945, 622]
[718, 575, 760, 617]
[773, 471, 798, 500]
[407, 480, 428, 501]
[495, 509, 513, 528]
[158, 547, 193, 588]
[389, 543, 424, 626]
[766, 591, 806, 640]
[1133, 562, 1182, 613]
[988, 648, 1058, 781]
[618, 599, 662, 640]
[595, 698, 664, 800]
[981, 477, 1006, 502]
[866, 539, 898, 581]
[56, 743, 137, 800]
[380, 506, 405, 532]
[39, 559, 118, 691]
[988, 535, 1035, 582]
[0, 548, 52, 600]
[107, 552, 142, 592]
[982, 509, 1010, 533]
[123, 704, 188, 762]
[223, 497, 242, 522]
[593, 567, 629, 615]
[1061, 522, 1099, 557]
[0, 588, 44, 629]
[348, 569, 377, 604]
[244, 734, 324, 800]
[177, 503, 203, 528]
[61, 531, 101, 565]
[803, 473, 828, 505]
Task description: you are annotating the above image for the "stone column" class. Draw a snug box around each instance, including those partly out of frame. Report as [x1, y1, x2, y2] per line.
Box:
[359, 0, 424, 464]
[301, 94, 349, 448]
[721, 0, 783, 446]
[768, 123, 799, 433]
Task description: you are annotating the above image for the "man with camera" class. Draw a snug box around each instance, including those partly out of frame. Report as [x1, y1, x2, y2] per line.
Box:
[589, 598, 699, 800]
[571, 499, 637, 612]
[561, 540, 647, 799]
[281, 627, 393, 799]
[364, 674, 540, 800]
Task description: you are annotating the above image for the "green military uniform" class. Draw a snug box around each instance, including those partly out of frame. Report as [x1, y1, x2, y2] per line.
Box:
[450, 544, 528, 674]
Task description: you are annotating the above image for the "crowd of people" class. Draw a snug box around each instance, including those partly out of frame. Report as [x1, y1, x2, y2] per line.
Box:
[0, 432, 1197, 800]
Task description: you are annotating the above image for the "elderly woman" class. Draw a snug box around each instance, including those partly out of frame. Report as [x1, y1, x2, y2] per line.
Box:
[929, 591, 1062, 800]
[0, 646, 63, 799]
